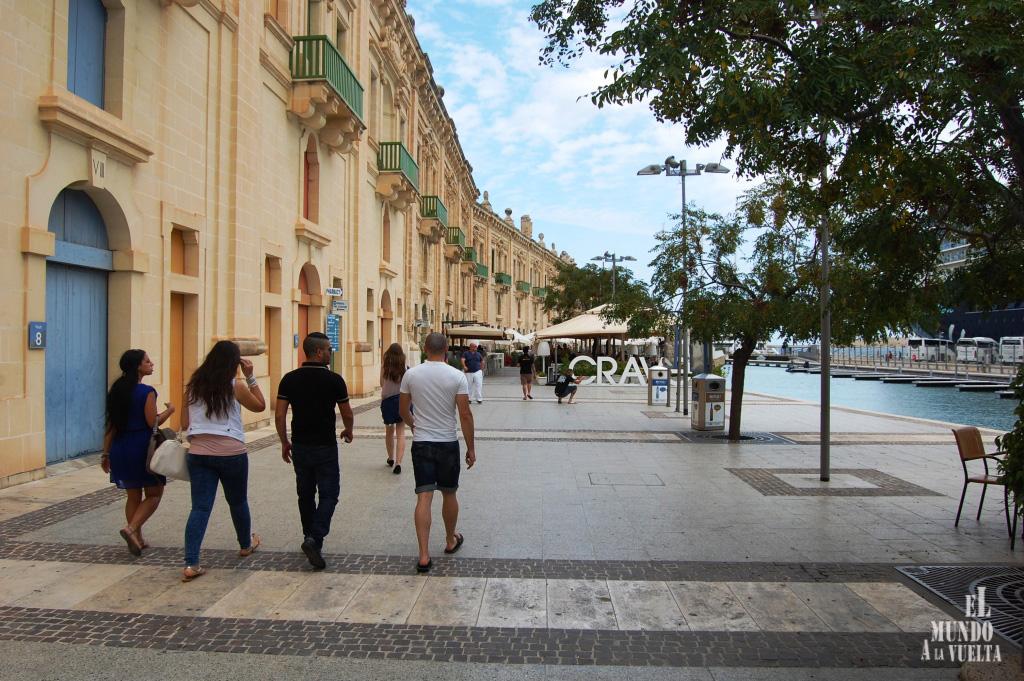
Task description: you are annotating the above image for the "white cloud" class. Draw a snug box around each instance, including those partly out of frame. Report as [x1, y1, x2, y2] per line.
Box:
[405, 0, 759, 281]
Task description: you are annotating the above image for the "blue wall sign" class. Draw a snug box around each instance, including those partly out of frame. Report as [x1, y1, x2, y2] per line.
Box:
[28, 322, 47, 349]
[326, 314, 340, 351]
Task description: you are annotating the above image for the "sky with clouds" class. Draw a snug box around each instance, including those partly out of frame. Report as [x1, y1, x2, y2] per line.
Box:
[405, 0, 757, 283]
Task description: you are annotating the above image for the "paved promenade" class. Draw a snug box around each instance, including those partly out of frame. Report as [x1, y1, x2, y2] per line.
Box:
[0, 370, 1020, 679]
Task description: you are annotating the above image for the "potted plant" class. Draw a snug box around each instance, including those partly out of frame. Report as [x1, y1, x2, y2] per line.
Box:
[996, 364, 1024, 542]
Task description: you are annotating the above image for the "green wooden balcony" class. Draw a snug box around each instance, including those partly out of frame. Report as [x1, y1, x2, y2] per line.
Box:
[462, 247, 477, 262]
[494, 272, 512, 286]
[446, 226, 465, 247]
[533, 286, 548, 298]
[290, 35, 363, 121]
[475, 263, 489, 278]
[516, 280, 532, 293]
[420, 196, 448, 227]
[378, 142, 419, 192]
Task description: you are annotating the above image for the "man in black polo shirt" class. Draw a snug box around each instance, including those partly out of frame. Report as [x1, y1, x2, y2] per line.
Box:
[275, 332, 354, 570]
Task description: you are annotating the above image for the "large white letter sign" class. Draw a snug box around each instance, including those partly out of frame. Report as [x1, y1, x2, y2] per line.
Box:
[620, 356, 647, 385]
[568, 356, 597, 385]
[597, 356, 618, 384]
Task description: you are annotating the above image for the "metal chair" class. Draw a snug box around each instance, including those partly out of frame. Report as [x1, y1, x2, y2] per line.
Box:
[951, 427, 1013, 547]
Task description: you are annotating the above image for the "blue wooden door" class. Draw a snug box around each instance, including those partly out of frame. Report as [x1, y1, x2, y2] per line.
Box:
[67, 0, 107, 108]
[45, 189, 111, 464]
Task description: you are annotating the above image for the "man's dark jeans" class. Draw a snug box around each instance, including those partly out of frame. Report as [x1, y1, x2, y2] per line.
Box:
[291, 443, 340, 549]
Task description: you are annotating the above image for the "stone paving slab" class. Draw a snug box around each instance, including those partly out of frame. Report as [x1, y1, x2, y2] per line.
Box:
[0, 558, 960, 635]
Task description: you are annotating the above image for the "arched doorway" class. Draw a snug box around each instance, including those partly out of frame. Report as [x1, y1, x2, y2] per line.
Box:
[297, 263, 321, 364]
[45, 188, 112, 463]
[380, 290, 393, 351]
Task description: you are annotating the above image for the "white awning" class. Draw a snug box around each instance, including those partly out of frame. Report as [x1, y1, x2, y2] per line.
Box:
[534, 305, 628, 340]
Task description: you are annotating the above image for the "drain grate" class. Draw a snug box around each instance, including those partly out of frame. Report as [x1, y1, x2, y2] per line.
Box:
[897, 565, 1023, 647]
[677, 431, 797, 445]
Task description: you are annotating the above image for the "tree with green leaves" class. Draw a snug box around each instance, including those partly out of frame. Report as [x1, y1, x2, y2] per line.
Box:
[644, 184, 937, 440]
[543, 260, 660, 330]
[531, 0, 1024, 310]
[996, 365, 1024, 549]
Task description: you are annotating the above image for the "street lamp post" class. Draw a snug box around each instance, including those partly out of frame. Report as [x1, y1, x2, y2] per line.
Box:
[591, 251, 637, 298]
[637, 158, 729, 415]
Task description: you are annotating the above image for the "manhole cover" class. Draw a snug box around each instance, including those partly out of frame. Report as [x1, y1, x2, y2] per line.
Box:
[897, 565, 1024, 646]
[588, 473, 665, 486]
[678, 432, 796, 445]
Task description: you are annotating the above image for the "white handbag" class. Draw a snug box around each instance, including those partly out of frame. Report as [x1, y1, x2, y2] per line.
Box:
[149, 436, 190, 481]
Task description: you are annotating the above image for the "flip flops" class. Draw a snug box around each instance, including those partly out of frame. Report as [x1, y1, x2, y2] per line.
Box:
[239, 533, 261, 557]
[416, 559, 433, 573]
[444, 533, 465, 554]
[182, 566, 206, 582]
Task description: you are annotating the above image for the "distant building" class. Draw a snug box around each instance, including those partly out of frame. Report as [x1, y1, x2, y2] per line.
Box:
[0, 0, 569, 484]
[933, 240, 1021, 341]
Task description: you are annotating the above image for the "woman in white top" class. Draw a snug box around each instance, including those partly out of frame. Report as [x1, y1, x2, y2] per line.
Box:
[379, 343, 407, 474]
[181, 341, 266, 581]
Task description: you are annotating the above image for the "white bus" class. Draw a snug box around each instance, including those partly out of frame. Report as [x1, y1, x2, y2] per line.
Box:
[1000, 337, 1023, 364]
[956, 337, 998, 363]
[907, 337, 954, 362]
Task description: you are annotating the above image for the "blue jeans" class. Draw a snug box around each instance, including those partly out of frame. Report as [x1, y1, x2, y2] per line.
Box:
[184, 453, 251, 566]
[291, 443, 340, 548]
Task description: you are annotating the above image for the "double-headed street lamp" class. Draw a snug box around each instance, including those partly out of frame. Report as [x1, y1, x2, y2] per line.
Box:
[591, 251, 636, 298]
[637, 157, 730, 414]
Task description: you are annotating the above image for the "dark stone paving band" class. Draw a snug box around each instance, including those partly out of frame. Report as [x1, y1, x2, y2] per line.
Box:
[0, 537, 918, 582]
[0, 606, 956, 669]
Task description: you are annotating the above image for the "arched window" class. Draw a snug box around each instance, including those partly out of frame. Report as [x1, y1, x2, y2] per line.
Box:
[302, 136, 319, 223]
[67, 0, 107, 107]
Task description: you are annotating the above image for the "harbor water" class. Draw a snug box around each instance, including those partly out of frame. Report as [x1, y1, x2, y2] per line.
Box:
[726, 365, 1019, 431]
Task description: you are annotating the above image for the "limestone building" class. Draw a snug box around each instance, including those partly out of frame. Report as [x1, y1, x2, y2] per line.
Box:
[0, 0, 570, 487]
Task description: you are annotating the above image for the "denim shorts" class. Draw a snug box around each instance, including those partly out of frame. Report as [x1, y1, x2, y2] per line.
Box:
[411, 441, 460, 494]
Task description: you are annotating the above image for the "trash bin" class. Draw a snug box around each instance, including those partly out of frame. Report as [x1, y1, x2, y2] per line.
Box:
[647, 366, 670, 406]
[691, 373, 725, 431]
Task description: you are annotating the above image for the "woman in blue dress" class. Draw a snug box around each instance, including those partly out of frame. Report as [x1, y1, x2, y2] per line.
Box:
[102, 349, 175, 556]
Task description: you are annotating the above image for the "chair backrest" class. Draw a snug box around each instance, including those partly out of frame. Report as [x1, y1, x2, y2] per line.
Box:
[951, 426, 986, 461]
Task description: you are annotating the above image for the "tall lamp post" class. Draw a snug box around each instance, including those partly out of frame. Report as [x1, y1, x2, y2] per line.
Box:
[638, 157, 730, 414]
[591, 251, 636, 298]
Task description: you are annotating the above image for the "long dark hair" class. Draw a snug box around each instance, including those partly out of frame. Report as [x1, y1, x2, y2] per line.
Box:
[106, 349, 146, 434]
[382, 343, 406, 382]
[185, 340, 240, 418]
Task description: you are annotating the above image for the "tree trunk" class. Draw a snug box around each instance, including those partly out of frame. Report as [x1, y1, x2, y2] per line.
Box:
[728, 338, 757, 441]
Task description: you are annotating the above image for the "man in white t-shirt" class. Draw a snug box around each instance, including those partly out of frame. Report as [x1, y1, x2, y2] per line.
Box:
[399, 332, 476, 573]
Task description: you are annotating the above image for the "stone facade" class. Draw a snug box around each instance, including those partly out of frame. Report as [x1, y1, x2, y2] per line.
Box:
[0, 0, 569, 486]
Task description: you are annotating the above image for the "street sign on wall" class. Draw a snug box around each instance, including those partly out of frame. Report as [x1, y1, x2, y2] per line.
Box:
[326, 314, 340, 351]
[331, 300, 348, 314]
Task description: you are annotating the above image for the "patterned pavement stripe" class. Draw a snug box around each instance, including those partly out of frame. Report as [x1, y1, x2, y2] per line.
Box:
[0, 605, 955, 668]
[0, 540, 918, 582]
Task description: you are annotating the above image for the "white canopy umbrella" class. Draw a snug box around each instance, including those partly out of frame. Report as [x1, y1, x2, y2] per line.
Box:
[445, 324, 506, 340]
[534, 304, 628, 340]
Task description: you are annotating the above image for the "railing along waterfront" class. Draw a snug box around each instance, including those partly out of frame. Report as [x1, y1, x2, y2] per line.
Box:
[290, 36, 364, 120]
[378, 142, 419, 192]
[494, 272, 512, 286]
[826, 346, 1022, 377]
[446, 226, 465, 247]
[420, 196, 448, 227]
